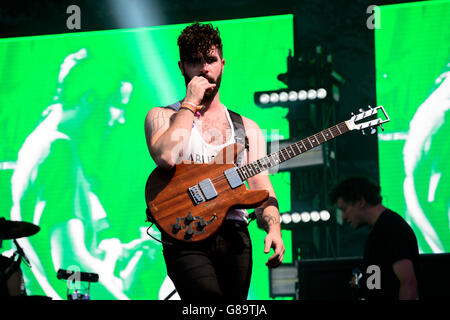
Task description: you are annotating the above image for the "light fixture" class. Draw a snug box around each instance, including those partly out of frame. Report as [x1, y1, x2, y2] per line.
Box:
[288, 91, 298, 101]
[301, 212, 311, 223]
[307, 89, 317, 100]
[270, 92, 279, 103]
[259, 93, 270, 104]
[320, 210, 331, 221]
[254, 88, 329, 107]
[310, 211, 320, 222]
[317, 88, 327, 99]
[291, 212, 301, 223]
[280, 210, 332, 226]
[281, 213, 292, 224]
[298, 90, 308, 101]
[279, 91, 289, 102]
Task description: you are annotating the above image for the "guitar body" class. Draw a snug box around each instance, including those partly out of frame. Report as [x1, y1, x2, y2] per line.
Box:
[145, 143, 269, 242]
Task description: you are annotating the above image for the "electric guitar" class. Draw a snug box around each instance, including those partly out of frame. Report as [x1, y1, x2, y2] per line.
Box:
[145, 106, 390, 242]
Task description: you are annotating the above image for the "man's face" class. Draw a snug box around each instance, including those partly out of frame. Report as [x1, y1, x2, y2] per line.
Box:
[336, 197, 365, 228]
[179, 46, 224, 103]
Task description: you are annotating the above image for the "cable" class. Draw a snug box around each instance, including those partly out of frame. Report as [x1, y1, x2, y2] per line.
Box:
[146, 223, 173, 246]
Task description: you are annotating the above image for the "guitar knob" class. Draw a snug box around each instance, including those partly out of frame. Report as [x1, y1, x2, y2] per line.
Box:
[197, 219, 207, 230]
[172, 222, 182, 234]
[184, 226, 194, 239]
[184, 211, 194, 224]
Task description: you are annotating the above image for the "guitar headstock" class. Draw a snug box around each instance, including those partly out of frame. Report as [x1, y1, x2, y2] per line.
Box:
[345, 105, 390, 134]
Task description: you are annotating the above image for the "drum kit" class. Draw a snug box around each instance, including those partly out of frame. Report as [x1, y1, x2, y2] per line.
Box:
[0, 218, 40, 241]
[1, 217, 98, 300]
[0, 217, 40, 298]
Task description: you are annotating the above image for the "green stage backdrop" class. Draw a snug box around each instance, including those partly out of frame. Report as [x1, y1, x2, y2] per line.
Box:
[0, 15, 293, 300]
[376, 0, 450, 253]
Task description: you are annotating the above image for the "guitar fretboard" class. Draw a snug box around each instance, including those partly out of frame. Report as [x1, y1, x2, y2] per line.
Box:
[237, 122, 349, 181]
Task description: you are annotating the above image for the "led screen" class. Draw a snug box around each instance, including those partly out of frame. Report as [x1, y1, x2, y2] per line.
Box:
[376, 0, 450, 253]
[0, 15, 293, 299]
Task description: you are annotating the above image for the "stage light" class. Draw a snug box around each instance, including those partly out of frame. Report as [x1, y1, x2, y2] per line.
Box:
[270, 92, 279, 103]
[110, 0, 165, 28]
[307, 89, 317, 100]
[288, 91, 298, 101]
[298, 90, 307, 101]
[279, 91, 289, 102]
[280, 210, 333, 226]
[254, 87, 331, 107]
[310, 211, 320, 222]
[281, 213, 292, 224]
[301, 212, 311, 223]
[317, 88, 327, 99]
[291, 212, 301, 223]
[320, 210, 331, 221]
[259, 93, 270, 104]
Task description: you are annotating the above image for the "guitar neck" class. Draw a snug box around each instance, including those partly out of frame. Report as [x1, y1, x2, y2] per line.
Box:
[237, 121, 350, 181]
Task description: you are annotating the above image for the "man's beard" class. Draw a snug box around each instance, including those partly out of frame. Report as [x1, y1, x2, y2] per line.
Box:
[184, 70, 222, 105]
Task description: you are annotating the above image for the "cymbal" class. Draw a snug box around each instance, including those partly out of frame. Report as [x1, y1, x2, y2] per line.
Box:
[0, 218, 40, 240]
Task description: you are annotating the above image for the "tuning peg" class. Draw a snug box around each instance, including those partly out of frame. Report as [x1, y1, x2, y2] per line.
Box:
[368, 105, 373, 109]
[361, 129, 366, 135]
[370, 127, 377, 135]
[378, 124, 384, 131]
[351, 112, 355, 116]
[359, 108, 365, 113]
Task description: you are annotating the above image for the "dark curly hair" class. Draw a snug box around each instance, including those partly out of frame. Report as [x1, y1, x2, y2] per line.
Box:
[329, 176, 383, 206]
[177, 22, 223, 63]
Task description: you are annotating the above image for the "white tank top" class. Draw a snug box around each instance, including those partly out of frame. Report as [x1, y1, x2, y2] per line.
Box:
[167, 101, 248, 222]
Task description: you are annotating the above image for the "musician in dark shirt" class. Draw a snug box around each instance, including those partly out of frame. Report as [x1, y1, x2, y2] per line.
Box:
[330, 177, 420, 299]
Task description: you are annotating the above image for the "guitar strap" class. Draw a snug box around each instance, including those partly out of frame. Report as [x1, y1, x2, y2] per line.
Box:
[228, 109, 249, 152]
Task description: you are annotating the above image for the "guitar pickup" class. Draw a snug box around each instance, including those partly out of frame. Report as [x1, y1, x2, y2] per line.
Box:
[198, 179, 218, 200]
[224, 167, 244, 189]
[188, 179, 217, 205]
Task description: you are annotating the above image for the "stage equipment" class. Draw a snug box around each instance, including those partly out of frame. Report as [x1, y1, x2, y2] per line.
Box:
[269, 261, 299, 299]
[57, 268, 99, 300]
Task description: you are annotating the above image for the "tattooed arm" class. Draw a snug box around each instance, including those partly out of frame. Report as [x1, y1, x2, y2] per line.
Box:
[252, 193, 284, 269]
[145, 106, 194, 169]
[243, 117, 285, 268]
[145, 75, 217, 169]
[255, 197, 280, 232]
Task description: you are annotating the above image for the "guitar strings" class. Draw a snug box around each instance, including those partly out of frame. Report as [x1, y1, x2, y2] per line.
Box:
[206, 123, 347, 185]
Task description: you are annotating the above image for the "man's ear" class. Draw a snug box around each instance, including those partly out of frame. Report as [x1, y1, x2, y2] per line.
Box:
[178, 61, 184, 75]
[359, 196, 367, 208]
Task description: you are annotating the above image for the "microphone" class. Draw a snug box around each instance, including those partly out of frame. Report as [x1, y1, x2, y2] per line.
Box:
[57, 269, 99, 283]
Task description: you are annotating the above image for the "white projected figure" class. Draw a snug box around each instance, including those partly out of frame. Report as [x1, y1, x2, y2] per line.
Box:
[9, 48, 168, 299]
[403, 64, 450, 253]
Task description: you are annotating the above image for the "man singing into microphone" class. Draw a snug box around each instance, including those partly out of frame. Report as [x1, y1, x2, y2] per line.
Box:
[144, 22, 285, 301]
